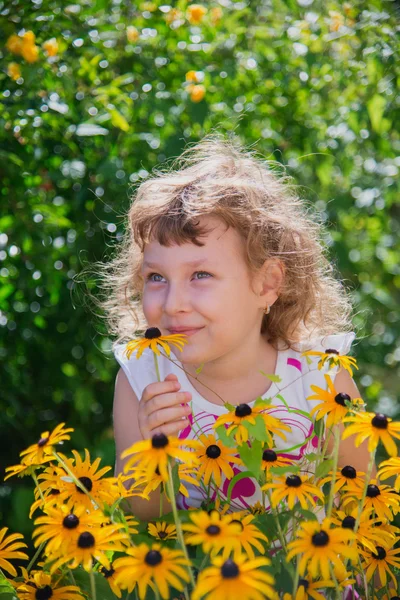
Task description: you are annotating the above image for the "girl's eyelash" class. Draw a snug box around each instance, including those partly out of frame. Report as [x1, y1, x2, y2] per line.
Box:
[146, 271, 212, 282]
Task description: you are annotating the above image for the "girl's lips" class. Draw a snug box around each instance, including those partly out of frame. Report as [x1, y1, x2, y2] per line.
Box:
[168, 328, 204, 337]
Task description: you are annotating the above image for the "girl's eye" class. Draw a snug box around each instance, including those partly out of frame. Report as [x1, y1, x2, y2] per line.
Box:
[145, 271, 212, 282]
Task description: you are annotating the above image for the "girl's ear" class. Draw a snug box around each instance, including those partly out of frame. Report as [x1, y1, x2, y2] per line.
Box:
[256, 258, 285, 306]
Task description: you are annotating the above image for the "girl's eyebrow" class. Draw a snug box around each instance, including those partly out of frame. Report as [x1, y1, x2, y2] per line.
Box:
[142, 259, 209, 269]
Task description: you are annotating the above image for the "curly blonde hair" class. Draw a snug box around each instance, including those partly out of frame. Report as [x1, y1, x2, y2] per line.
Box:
[101, 133, 354, 351]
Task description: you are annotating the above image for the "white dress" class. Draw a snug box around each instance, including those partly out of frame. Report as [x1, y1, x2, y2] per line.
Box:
[114, 331, 356, 512]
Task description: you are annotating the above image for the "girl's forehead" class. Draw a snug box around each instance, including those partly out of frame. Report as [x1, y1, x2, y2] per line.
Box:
[142, 223, 245, 268]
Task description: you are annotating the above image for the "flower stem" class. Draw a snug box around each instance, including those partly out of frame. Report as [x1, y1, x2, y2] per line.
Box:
[354, 450, 376, 535]
[292, 557, 300, 597]
[159, 483, 164, 518]
[265, 489, 287, 553]
[166, 460, 195, 592]
[329, 564, 341, 597]
[32, 471, 45, 503]
[326, 425, 340, 518]
[153, 352, 161, 382]
[89, 568, 97, 600]
[52, 450, 98, 507]
[27, 542, 45, 573]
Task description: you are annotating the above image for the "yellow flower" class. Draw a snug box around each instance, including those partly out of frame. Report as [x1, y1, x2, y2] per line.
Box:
[0, 527, 28, 577]
[16, 571, 83, 600]
[148, 521, 177, 540]
[22, 30, 36, 44]
[342, 480, 400, 522]
[43, 38, 59, 56]
[195, 433, 242, 487]
[192, 553, 275, 600]
[4, 461, 37, 481]
[286, 519, 357, 580]
[6, 34, 23, 55]
[332, 508, 394, 554]
[210, 7, 223, 25]
[178, 462, 202, 497]
[100, 564, 123, 598]
[32, 504, 105, 554]
[378, 456, 400, 490]
[122, 433, 200, 482]
[44, 449, 119, 510]
[189, 84, 206, 103]
[263, 474, 324, 510]
[282, 575, 334, 600]
[342, 411, 400, 457]
[214, 402, 291, 445]
[225, 514, 268, 560]
[125, 327, 188, 359]
[249, 501, 265, 515]
[126, 26, 139, 42]
[19, 423, 74, 466]
[360, 545, 400, 588]
[302, 348, 358, 376]
[186, 4, 207, 25]
[307, 374, 351, 427]
[48, 523, 128, 573]
[319, 465, 365, 494]
[182, 510, 241, 556]
[113, 543, 190, 599]
[186, 70, 200, 82]
[7, 62, 21, 80]
[21, 42, 39, 63]
[261, 448, 294, 478]
[329, 10, 345, 32]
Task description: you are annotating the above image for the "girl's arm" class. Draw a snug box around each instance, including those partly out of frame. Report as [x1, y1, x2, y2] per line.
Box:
[327, 368, 377, 477]
[113, 368, 172, 521]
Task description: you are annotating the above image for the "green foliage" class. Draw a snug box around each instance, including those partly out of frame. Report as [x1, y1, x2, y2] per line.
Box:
[0, 0, 399, 537]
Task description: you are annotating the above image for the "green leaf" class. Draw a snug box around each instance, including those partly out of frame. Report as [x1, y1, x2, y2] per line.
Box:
[110, 109, 129, 132]
[245, 415, 271, 443]
[195, 363, 205, 374]
[61, 363, 78, 377]
[215, 425, 235, 448]
[315, 459, 334, 479]
[238, 440, 262, 477]
[367, 94, 386, 134]
[269, 464, 300, 476]
[260, 371, 282, 383]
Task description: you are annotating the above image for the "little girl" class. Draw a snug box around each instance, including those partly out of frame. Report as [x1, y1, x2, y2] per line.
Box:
[109, 134, 371, 521]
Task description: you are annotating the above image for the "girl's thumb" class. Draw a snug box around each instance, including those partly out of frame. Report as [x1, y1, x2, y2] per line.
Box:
[165, 373, 178, 381]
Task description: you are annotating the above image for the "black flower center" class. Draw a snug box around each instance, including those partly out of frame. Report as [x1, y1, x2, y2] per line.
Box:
[101, 567, 115, 578]
[235, 403, 252, 418]
[371, 413, 388, 429]
[152, 433, 169, 449]
[325, 348, 339, 355]
[145, 327, 162, 339]
[63, 514, 80, 529]
[49, 488, 60, 495]
[311, 531, 329, 547]
[206, 525, 221, 536]
[145, 550, 162, 566]
[35, 586, 53, 600]
[341, 516, 356, 530]
[372, 546, 387, 560]
[37, 437, 49, 448]
[157, 531, 167, 539]
[366, 484, 381, 498]
[341, 465, 356, 479]
[206, 444, 221, 459]
[298, 579, 309, 590]
[334, 393, 350, 407]
[221, 559, 239, 579]
[286, 475, 302, 488]
[262, 449, 277, 462]
[77, 531, 95, 548]
[76, 476, 93, 493]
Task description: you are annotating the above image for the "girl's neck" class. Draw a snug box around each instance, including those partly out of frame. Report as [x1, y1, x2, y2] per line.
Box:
[182, 332, 278, 405]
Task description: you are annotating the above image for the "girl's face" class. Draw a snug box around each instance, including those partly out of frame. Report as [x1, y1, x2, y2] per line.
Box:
[141, 216, 267, 365]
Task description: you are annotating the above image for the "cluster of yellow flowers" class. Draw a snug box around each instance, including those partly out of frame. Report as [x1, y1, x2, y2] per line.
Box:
[2, 332, 400, 599]
[5, 31, 59, 81]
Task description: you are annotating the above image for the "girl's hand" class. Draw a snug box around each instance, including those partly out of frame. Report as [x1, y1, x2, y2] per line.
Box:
[138, 373, 192, 439]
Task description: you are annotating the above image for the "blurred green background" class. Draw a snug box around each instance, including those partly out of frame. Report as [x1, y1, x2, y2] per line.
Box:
[1, 0, 399, 541]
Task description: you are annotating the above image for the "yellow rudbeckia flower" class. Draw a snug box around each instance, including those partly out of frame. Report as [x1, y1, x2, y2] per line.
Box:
[125, 327, 188, 359]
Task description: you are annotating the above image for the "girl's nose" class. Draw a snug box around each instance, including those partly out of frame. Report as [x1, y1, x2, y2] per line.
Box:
[164, 282, 191, 315]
